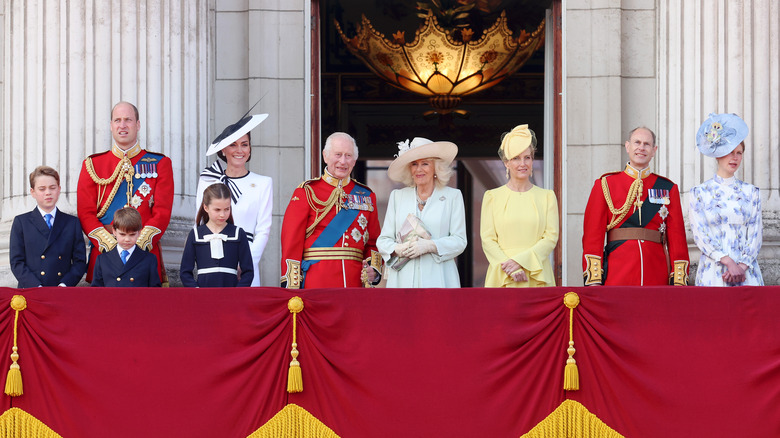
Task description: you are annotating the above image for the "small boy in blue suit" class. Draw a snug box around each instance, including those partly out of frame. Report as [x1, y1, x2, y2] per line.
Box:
[92, 207, 161, 287]
[10, 166, 87, 287]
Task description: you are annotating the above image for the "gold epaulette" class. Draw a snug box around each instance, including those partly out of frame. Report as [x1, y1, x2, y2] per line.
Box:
[597, 171, 621, 179]
[296, 178, 319, 189]
[351, 179, 374, 193]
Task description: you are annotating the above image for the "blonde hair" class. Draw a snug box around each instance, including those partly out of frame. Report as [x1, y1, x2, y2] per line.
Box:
[398, 158, 453, 189]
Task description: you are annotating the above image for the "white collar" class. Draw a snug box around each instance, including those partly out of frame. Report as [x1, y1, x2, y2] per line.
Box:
[117, 245, 136, 258]
[37, 206, 57, 220]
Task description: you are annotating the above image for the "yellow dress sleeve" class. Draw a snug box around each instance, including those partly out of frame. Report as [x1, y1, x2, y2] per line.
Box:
[480, 189, 511, 266]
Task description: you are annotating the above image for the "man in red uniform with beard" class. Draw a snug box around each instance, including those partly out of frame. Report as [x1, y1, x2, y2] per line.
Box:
[582, 126, 689, 286]
[77, 102, 173, 285]
[281, 132, 382, 288]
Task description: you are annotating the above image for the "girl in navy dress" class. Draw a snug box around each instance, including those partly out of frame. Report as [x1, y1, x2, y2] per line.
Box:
[180, 183, 254, 287]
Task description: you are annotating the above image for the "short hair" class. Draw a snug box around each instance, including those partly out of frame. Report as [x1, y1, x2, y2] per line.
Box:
[113, 207, 143, 233]
[196, 183, 234, 226]
[29, 166, 60, 188]
[627, 126, 657, 146]
[322, 132, 359, 160]
[217, 131, 252, 163]
[397, 158, 454, 189]
[111, 101, 139, 121]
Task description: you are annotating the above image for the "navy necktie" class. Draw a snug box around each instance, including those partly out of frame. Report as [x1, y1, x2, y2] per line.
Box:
[121, 250, 129, 265]
[44, 213, 53, 229]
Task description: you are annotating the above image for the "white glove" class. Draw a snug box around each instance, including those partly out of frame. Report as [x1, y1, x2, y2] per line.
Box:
[394, 242, 412, 257]
[405, 238, 437, 259]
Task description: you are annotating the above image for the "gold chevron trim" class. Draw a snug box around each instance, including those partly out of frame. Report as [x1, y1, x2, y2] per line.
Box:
[520, 400, 623, 438]
[0, 408, 63, 438]
[247, 404, 340, 438]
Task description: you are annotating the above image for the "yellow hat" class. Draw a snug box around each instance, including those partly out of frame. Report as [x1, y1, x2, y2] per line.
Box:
[499, 124, 537, 160]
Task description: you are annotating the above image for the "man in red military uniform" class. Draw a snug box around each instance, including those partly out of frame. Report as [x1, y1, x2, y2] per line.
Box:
[281, 132, 382, 288]
[77, 102, 174, 285]
[582, 126, 689, 286]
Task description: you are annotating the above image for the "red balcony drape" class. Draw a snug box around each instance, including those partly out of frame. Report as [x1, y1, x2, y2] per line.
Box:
[0, 286, 778, 437]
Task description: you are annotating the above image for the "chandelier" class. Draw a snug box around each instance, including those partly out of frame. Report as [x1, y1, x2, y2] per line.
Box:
[335, 11, 545, 116]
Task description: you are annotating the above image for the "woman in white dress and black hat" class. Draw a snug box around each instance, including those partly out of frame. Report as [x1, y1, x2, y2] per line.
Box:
[376, 138, 467, 288]
[196, 113, 273, 286]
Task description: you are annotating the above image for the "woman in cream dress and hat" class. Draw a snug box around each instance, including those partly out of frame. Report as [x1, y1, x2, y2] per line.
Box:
[376, 138, 467, 288]
[196, 113, 273, 286]
[480, 125, 559, 287]
[689, 113, 763, 286]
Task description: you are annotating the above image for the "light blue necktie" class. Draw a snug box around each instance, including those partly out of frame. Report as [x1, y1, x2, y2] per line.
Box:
[44, 213, 53, 229]
[120, 250, 129, 265]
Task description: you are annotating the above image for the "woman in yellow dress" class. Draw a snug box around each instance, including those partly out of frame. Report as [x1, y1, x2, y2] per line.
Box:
[480, 125, 559, 287]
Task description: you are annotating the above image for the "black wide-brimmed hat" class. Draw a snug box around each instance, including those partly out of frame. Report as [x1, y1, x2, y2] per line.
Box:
[206, 113, 268, 156]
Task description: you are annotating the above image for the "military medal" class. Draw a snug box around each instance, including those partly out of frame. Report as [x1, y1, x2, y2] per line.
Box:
[648, 189, 670, 205]
[659, 204, 669, 220]
[138, 182, 152, 197]
[152, 163, 158, 178]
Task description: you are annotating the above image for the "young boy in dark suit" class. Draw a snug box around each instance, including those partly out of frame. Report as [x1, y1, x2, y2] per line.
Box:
[92, 207, 161, 287]
[10, 166, 87, 287]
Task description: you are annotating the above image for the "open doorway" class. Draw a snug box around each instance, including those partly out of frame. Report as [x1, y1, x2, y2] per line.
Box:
[313, 0, 562, 286]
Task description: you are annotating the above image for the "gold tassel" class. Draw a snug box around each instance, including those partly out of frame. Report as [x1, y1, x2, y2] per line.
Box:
[287, 296, 304, 393]
[5, 295, 27, 397]
[563, 292, 580, 391]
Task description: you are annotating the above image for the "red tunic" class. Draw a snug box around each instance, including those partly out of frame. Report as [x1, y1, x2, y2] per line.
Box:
[280, 174, 380, 289]
[582, 165, 689, 286]
[77, 143, 174, 284]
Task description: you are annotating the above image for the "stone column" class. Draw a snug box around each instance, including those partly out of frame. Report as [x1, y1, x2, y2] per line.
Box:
[0, 0, 212, 286]
[658, 0, 780, 284]
[565, 2, 653, 285]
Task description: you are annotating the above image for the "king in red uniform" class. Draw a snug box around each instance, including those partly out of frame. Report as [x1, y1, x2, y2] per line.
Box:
[582, 127, 689, 286]
[281, 132, 382, 288]
[77, 102, 174, 285]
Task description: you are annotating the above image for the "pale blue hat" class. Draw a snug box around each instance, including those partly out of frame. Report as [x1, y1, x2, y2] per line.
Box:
[695, 113, 748, 158]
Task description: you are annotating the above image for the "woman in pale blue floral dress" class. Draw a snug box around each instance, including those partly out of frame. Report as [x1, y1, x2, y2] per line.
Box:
[689, 113, 763, 286]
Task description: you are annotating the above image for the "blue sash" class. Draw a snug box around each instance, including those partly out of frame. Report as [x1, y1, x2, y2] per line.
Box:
[99, 151, 163, 225]
[301, 184, 371, 276]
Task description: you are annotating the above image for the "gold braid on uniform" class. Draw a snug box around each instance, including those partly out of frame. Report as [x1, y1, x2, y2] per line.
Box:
[86, 155, 135, 218]
[302, 184, 345, 238]
[601, 175, 643, 231]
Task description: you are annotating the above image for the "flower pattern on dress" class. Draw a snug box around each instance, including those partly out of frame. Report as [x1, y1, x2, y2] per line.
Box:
[689, 175, 763, 286]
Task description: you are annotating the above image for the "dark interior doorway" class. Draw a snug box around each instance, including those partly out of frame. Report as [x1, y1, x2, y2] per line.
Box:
[315, 0, 555, 286]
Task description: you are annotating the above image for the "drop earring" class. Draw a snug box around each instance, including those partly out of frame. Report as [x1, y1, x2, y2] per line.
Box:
[505, 167, 510, 180]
